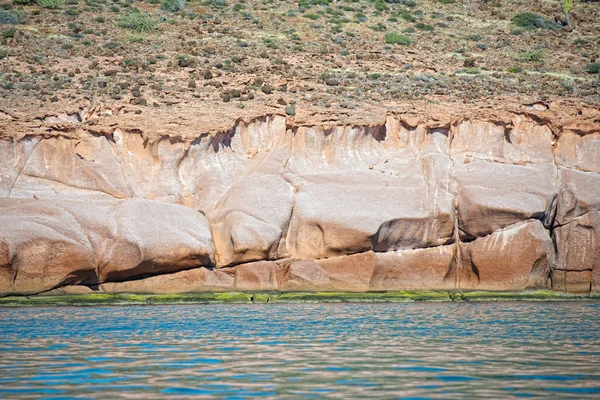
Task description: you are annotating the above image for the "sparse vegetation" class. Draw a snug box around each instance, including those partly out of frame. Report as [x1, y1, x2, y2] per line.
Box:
[385, 32, 412, 45]
[519, 49, 545, 62]
[0, 9, 24, 24]
[36, 0, 65, 9]
[117, 10, 160, 33]
[2, 27, 16, 38]
[0, 0, 597, 115]
[584, 63, 600, 74]
[512, 12, 561, 30]
[161, 0, 185, 12]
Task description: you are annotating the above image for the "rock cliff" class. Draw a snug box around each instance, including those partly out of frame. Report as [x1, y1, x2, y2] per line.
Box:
[1, 101, 599, 295]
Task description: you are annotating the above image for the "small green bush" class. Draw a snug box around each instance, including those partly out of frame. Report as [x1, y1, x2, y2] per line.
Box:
[370, 22, 387, 32]
[0, 9, 24, 24]
[127, 33, 145, 43]
[0, 47, 9, 58]
[512, 12, 561, 30]
[385, 32, 412, 45]
[36, 0, 65, 9]
[161, 0, 185, 12]
[13, 0, 34, 4]
[415, 22, 434, 31]
[117, 11, 160, 32]
[373, 0, 388, 12]
[584, 63, 600, 74]
[519, 49, 545, 62]
[2, 27, 16, 38]
[204, 0, 227, 7]
[507, 66, 522, 73]
[465, 67, 480, 74]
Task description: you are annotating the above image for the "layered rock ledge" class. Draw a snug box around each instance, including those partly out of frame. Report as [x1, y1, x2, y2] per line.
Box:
[1, 101, 599, 295]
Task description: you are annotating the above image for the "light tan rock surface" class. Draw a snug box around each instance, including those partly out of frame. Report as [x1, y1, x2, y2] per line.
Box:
[1, 104, 599, 295]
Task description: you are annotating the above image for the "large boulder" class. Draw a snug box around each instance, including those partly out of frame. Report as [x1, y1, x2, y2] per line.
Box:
[208, 175, 294, 267]
[458, 220, 554, 291]
[0, 198, 215, 295]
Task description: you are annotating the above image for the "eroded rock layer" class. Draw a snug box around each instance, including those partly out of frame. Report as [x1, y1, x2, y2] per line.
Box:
[1, 108, 599, 295]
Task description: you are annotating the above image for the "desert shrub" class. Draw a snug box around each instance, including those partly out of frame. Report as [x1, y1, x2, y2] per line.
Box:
[385, 32, 412, 45]
[204, 0, 227, 6]
[401, 12, 415, 22]
[584, 63, 600, 74]
[415, 22, 434, 31]
[2, 27, 16, 38]
[0, 47, 9, 58]
[373, 0, 388, 11]
[13, 0, 34, 5]
[161, 0, 185, 12]
[465, 67, 480, 74]
[303, 13, 319, 19]
[370, 22, 387, 32]
[507, 66, 522, 73]
[0, 9, 24, 24]
[512, 12, 561, 30]
[36, 0, 65, 8]
[127, 33, 145, 43]
[117, 10, 160, 32]
[519, 49, 545, 62]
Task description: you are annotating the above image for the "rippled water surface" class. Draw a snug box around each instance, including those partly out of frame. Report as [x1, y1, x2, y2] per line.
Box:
[1, 302, 600, 398]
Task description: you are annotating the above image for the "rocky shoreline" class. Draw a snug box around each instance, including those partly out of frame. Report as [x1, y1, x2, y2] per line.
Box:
[1, 290, 599, 307]
[1, 101, 599, 296]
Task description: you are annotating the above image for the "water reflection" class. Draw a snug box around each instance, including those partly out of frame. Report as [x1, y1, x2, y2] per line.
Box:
[0, 302, 599, 398]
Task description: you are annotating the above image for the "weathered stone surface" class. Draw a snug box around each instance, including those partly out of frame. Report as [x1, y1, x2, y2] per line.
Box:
[0, 112, 598, 294]
[286, 169, 454, 259]
[371, 246, 456, 290]
[459, 220, 554, 291]
[233, 259, 331, 292]
[552, 270, 593, 294]
[450, 119, 554, 164]
[100, 198, 215, 282]
[316, 252, 376, 292]
[0, 198, 215, 295]
[553, 168, 600, 292]
[555, 132, 600, 173]
[209, 175, 294, 267]
[234, 261, 279, 291]
[454, 160, 557, 240]
[0, 198, 98, 295]
[100, 267, 234, 294]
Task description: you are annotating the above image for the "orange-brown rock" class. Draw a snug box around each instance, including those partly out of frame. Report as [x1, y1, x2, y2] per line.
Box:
[1, 104, 599, 295]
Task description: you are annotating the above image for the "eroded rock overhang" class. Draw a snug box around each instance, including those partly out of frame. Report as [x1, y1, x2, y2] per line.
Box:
[1, 103, 599, 295]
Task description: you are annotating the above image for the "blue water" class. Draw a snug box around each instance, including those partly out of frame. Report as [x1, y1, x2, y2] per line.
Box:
[0, 302, 599, 398]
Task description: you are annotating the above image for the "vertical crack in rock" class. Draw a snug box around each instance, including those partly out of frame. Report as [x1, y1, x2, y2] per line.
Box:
[108, 129, 134, 198]
[7, 137, 40, 198]
[445, 122, 462, 289]
[99, 200, 126, 283]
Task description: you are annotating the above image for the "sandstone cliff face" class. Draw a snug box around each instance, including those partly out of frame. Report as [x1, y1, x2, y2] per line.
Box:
[1, 106, 598, 295]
